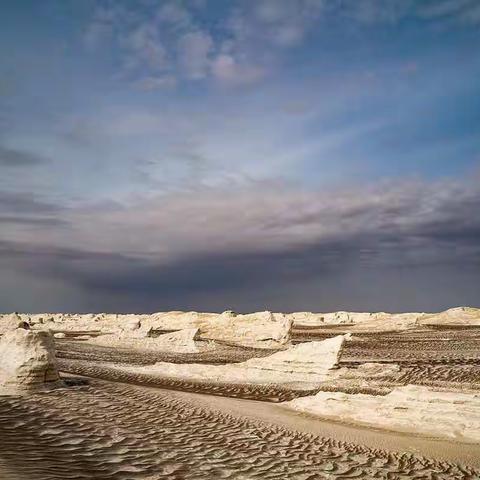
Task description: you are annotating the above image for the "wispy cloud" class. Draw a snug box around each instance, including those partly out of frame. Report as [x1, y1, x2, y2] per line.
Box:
[0, 145, 48, 167]
[81, 0, 480, 89]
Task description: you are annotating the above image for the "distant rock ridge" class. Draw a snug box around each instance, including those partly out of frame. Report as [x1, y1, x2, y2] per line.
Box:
[1, 307, 479, 340]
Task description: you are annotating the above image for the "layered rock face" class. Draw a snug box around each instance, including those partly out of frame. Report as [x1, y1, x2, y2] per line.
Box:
[0, 329, 61, 392]
[285, 385, 480, 443]
[122, 335, 347, 387]
[242, 334, 346, 378]
[8, 310, 292, 349]
[144, 310, 292, 349]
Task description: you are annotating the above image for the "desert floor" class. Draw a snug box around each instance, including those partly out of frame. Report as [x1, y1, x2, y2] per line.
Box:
[1, 321, 479, 479]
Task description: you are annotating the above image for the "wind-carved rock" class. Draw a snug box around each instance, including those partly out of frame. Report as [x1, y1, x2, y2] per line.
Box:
[242, 334, 346, 381]
[0, 328, 62, 392]
[91, 328, 201, 353]
[121, 334, 347, 387]
[285, 385, 480, 443]
[0, 312, 31, 334]
[145, 310, 293, 349]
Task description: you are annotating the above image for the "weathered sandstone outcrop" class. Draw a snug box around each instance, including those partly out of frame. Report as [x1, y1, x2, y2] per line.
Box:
[290, 311, 423, 331]
[90, 328, 201, 353]
[18, 310, 291, 349]
[4, 307, 479, 341]
[120, 335, 347, 387]
[0, 313, 30, 334]
[284, 385, 480, 443]
[144, 310, 292, 349]
[0, 328, 61, 392]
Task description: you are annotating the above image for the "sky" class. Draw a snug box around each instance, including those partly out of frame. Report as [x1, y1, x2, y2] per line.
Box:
[0, 0, 479, 313]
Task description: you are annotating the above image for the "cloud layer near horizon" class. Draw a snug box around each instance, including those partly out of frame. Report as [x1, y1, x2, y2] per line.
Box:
[1, 175, 479, 312]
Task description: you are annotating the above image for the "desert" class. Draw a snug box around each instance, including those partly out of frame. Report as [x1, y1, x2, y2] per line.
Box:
[0, 307, 479, 479]
[2, 2, 480, 477]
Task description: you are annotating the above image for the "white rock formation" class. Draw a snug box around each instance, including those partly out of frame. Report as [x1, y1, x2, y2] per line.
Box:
[121, 335, 347, 387]
[284, 385, 480, 443]
[4, 306, 478, 342]
[90, 328, 201, 353]
[290, 311, 423, 331]
[242, 334, 346, 378]
[17, 311, 291, 348]
[0, 328, 61, 392]
[153, 328, 199, 352]
[0, 313, 30, 334]
[417, 307, 480, 327]
[143, 310, 292, 349]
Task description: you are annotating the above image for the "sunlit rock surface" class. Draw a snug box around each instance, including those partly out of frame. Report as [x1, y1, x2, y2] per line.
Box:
[144, 310, 292, 348]
[120, 335, 347, 386]
[0, 328, 61, 392]
[91, 328, 202, 353]
[289, 311, 424, 330]
[417, 307, 480, 327]
[285, 385, 480, 443]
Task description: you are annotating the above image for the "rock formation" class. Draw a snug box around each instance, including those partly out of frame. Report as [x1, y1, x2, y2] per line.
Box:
[289, 311, 426, 332]
[120, 334, 347, 387]
[284, 385, 480, 443]
[242, 334, 346, 378]
[143, 310, 292, 349]
[4, 307, 479, 340]
[0, 313, 31, 334]
[91, 328, 201, 353]
[0, 328, 61, 392]
[417, 307, 480, 327]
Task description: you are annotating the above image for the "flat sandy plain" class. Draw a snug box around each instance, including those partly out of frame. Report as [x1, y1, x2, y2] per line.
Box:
[0, 310, 479, 479]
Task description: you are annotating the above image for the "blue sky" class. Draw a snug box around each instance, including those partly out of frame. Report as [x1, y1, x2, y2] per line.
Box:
[0, 0, 479, 312]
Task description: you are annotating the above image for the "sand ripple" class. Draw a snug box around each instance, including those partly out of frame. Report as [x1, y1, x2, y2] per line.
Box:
[1, 380, 478, 479]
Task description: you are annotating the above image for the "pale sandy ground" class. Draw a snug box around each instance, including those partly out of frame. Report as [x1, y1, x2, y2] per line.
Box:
[171, 388, 480, 468]
[1, 308, 479, 479]
[1, 378, 479, 479]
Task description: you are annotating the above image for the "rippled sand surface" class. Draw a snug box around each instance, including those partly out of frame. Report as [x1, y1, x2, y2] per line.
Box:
[1, 379, 478, 480]
[1, 324, 479, 479]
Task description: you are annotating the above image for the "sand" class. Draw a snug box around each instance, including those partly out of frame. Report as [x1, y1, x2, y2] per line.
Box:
[0, 309, 479, 479]
[1, 379, 478, 479]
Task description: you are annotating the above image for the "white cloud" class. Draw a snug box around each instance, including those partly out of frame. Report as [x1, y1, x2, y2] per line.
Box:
[82, 0, 327, 88]
[123, 23, 169, 72]
[178, 31, 213, 79]
[210, 54, 265, 86]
